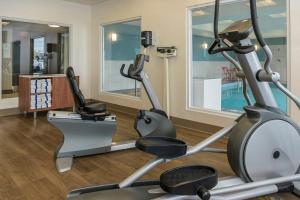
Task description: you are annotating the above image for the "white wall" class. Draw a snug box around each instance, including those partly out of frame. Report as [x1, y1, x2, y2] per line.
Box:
[289, 0, 300, 122]
[91, 0, 300, 127]
[0, 0, 92, 109]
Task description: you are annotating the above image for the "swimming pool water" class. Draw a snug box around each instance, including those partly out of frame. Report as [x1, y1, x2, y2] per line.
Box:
[222, 83, 287, 113]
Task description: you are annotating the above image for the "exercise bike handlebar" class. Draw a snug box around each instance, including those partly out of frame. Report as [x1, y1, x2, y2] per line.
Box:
[120, 64, 142, 81]
[120, 54, 149, 81]
[120, 64, 130, 78]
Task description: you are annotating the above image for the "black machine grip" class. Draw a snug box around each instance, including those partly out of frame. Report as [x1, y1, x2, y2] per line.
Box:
[209, 41, 255, 55]
[209, 0, 266, 52]
[80, 112, 110, 121]
[120, 63, 141, 81]
[120, 54, 149, 81]
[208, 39, 220, 54]
[250, 0, 267, 47]
[120, 64, 131, 78]
[129, 54, 149, 76]
[208, 0, 255, 55]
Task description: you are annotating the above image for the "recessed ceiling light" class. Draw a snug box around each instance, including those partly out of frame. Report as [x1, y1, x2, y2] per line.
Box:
[193, 10, 208, 17]
[270, 12, 286, 18]
[48, 24, 61, 28]
[246, 0, 277, 7]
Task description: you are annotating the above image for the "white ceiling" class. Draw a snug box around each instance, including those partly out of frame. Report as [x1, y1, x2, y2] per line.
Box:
[2, 20, 69, 34]
[63, 0, 108, 5]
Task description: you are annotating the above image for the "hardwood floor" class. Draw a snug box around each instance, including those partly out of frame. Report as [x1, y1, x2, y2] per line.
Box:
[0, 111, 298, 200]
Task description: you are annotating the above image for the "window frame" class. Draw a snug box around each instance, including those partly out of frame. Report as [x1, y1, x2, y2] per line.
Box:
[99, 17, 142, 100]
[186, 0, 291, 116]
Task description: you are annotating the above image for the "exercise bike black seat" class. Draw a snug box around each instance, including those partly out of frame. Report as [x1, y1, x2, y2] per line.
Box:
[160, 165, 217, 199]
[135, 137, 187, 158]
[66, 67, 107, 114]
[83, 102, 107, 114]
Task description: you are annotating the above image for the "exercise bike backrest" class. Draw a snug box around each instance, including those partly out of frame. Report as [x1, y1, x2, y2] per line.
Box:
[120, 54, 149, 81]
[66, 66, 86, 110]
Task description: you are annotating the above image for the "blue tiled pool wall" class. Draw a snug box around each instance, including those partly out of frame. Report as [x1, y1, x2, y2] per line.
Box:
[221, 82, 287, 113]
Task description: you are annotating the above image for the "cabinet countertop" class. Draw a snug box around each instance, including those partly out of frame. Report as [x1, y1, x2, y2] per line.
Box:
[19, 74, 66, 78]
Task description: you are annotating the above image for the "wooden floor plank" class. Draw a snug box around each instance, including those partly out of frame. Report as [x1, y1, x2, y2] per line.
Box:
[0, 112, 298, 200]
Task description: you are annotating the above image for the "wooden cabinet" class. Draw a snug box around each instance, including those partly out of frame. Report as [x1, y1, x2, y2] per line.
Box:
[51, 76, 76, 109]
[19, 74, 78, 116]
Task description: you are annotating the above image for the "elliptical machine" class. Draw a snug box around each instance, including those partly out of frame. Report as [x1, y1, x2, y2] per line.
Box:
[66, 0, 300, 199]
[48, 32, 176, 173]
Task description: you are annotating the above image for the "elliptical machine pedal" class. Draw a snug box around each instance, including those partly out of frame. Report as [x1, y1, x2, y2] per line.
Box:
[160, 165, 218, 200]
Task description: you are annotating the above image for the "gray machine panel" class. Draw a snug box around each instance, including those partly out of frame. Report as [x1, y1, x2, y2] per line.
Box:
[48, 111, 117, 157]
[48, 111, 119, 172]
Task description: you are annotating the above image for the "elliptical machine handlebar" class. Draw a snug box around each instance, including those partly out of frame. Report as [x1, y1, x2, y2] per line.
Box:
[250, 0, 273, 75]
[120, 54, 149, 81]
[208, 39, 255, 54]
[208, 0, 254, 55]
[209, 0, 300, 109]
[250, 0, 300, 109]
[249, 0, 266, 48]
[208, 0, 252, 106]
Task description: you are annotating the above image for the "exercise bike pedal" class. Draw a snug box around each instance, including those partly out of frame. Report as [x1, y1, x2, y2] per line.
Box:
[160, 165, 217, 199]
[135, 137, 187, 158]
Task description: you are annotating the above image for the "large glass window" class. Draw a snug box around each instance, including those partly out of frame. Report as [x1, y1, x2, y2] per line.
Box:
[189, 0, 288, 113]
[102, 19, 141, 97]
[1, 20, 69, 98]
